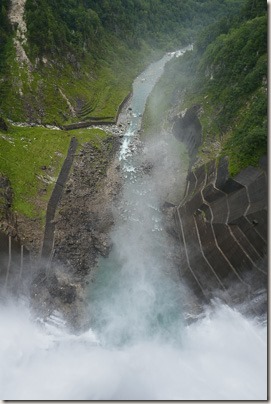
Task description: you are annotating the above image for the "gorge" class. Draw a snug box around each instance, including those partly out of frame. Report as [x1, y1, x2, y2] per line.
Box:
[0, 46, 267, 401]
[0, 0, 267, 400]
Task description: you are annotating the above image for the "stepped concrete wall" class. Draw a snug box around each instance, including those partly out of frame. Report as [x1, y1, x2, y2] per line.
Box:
[172, 105, 267, 315]
[174, 156, 267, 314]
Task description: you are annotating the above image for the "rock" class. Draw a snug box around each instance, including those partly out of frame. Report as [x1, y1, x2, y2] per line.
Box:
[92, 231, 112, 256]
[0, 175, 13, 220]
[58, 284, 76, 304]
[52, 136, 120, 281]
[0, 116, 8, 132]
[173, 105, 202, 158]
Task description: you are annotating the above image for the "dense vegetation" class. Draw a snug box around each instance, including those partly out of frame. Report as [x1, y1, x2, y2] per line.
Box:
[0, 0, 11, 89]
[0, 0, 245, 125]
[24, 0, 245, 58]
[0, 2, 10, 62]
[144, 0, 267, 175]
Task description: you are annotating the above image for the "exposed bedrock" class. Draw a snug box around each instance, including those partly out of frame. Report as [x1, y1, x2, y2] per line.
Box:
[52, 136, 121, 278]
[172, 104, 202, 165]
[174, 156, 267, 317]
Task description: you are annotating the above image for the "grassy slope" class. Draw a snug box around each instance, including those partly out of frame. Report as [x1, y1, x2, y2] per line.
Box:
[0, 125, 110, 221]
[1, 36, 160, 125]
[0, 28, 163, 229]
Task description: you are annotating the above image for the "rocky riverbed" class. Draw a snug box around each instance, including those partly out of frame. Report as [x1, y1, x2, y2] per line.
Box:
[29, 97, 138, 328]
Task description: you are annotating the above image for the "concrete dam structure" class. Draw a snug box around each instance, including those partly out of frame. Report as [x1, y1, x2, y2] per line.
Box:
[173, 108, 267, 316]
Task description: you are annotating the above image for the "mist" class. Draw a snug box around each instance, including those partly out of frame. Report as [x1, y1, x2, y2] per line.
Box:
[0, 298, 266, 400]
[87, 126, 190, 347]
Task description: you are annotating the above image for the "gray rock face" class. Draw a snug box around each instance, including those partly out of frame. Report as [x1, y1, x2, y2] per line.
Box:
[0, 176, 12, 222]
[52, 136, 121, 278]
[0, 117, 8, 132]
[172, 105, 202, 164]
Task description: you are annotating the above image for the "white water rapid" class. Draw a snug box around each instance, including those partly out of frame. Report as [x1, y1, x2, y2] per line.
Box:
[0, 47, 267, 400]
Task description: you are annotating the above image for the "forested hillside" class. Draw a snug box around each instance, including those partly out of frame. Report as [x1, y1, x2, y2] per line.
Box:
[144, 0, 267, 175]
[0, 0, 244, 125]
[24, 0, 244, 56]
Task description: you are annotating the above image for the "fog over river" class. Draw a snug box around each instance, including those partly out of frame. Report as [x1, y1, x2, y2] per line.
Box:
[0, 47, 267, 400]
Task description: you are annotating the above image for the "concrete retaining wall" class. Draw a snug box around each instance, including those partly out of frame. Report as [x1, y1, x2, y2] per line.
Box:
[41, 137, 78, 266]
[174, 156, 267, 314]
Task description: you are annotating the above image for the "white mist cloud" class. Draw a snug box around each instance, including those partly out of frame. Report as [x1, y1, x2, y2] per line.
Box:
[0, 300, 267, 400]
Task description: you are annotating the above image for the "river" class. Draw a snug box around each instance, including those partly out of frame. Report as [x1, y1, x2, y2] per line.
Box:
[0, 46, 267, 400]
